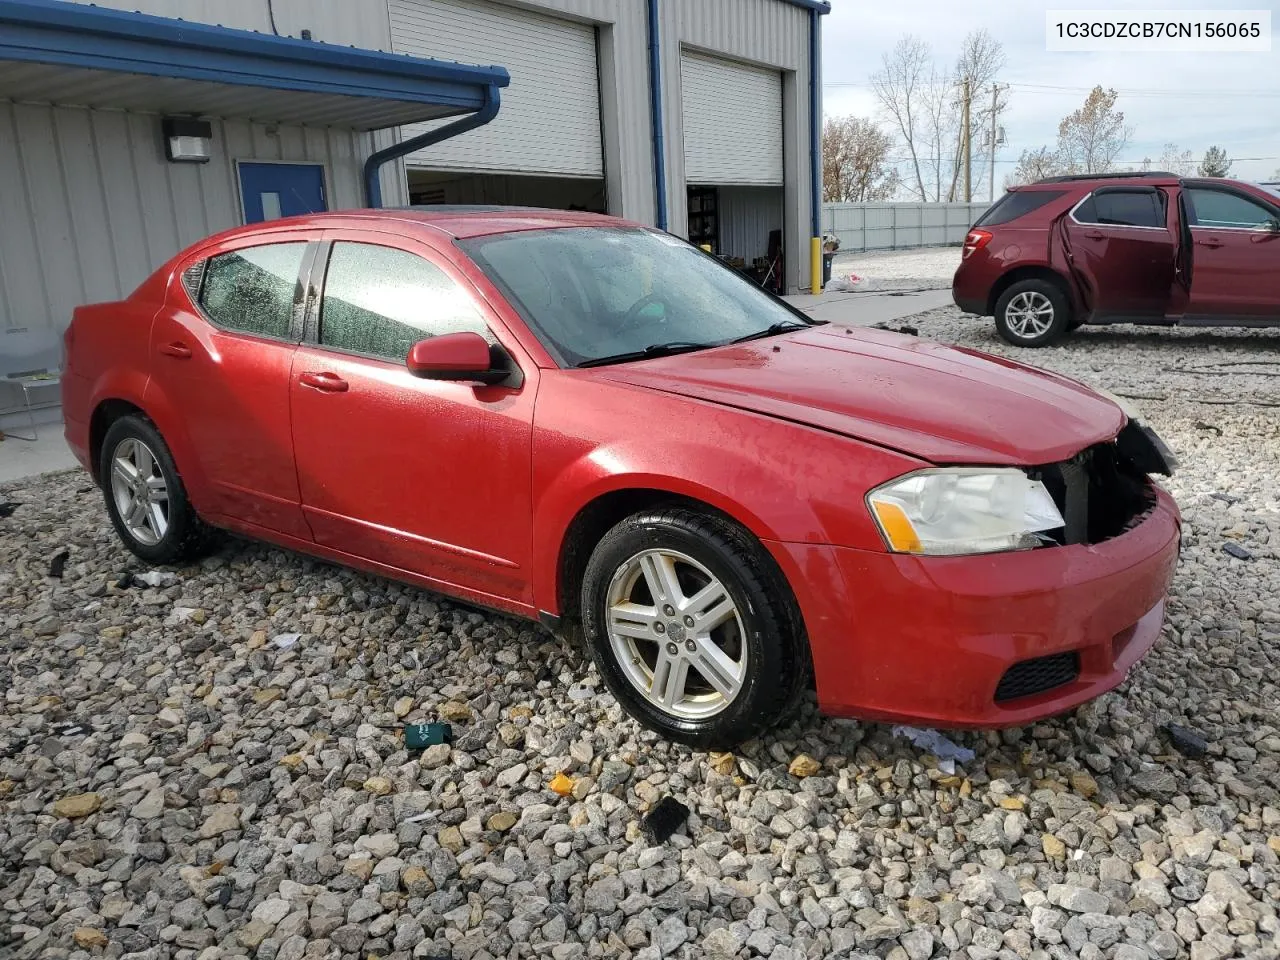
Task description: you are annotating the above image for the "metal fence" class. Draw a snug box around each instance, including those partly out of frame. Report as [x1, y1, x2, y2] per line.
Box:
[821, 202, 991, 253]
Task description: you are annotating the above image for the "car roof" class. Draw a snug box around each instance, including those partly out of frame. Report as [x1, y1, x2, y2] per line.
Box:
[1016, 173, 1179, 192]
[200, 206, 635, 246]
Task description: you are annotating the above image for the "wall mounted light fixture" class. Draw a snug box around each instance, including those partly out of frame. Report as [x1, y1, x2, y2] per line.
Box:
[162, 117, 213, 163]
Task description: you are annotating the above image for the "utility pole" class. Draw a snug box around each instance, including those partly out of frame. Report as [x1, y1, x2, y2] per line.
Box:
[962, 77, 972, 203]
[989, 82, 1000, 201]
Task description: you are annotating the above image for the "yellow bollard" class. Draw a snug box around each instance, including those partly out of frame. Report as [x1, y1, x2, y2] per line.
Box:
[810, 236, 822, 294]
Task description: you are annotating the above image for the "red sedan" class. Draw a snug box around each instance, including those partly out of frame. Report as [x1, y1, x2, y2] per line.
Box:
[62, 209, 1181, 746]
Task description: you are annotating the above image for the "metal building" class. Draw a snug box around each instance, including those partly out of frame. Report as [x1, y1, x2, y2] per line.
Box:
[0, 0, 828, 363]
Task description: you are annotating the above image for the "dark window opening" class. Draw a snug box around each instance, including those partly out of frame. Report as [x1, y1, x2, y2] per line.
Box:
[1075, 190, 1164, 228]
[975, 190, 1067, 226]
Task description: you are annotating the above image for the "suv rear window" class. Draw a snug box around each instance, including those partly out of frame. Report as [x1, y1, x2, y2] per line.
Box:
[975, 190, 1066, 226]
[1074, 190, 1165, 228]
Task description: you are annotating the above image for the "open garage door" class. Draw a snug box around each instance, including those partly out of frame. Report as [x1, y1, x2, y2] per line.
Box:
[390, 0, 604, 209]
[681, 52, 783, 187]
[681, 52, 785, 289]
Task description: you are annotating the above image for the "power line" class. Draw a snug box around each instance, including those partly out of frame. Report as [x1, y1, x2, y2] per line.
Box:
[877, 155, 1280, 164]
[824, 79, 1280, 99]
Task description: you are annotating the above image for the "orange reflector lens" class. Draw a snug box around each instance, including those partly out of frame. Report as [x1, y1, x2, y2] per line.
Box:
[870, 501, 923, 553]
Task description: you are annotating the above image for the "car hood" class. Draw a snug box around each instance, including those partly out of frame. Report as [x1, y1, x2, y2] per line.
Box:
[591, 325, 1125, 464]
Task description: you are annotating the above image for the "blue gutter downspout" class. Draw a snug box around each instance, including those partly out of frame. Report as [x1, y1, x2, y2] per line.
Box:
[364, 84, 502, 207]
[646, 0, 668, 231]
[809, 7, 822, 244]
[808, 4, 828, 292]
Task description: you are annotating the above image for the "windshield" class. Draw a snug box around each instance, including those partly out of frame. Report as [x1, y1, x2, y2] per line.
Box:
[460, 226, 812, 367]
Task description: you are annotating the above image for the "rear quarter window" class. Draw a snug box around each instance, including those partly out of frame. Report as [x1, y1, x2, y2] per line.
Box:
[975, 190, 1067, 226]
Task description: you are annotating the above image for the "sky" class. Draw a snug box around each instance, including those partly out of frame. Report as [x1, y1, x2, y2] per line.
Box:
[821, 0, 1280, 194]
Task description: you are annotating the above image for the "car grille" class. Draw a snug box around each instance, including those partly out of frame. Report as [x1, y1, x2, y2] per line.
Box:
[994, 651, 1081, 703]
[1029, 429, 1156, 546]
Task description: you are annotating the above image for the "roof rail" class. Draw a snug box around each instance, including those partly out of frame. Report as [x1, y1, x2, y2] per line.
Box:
[1034, 171, 1179, 184]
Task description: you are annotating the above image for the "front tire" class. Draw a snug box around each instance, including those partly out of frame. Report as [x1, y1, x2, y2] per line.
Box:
[100, 415, 214, 565]
[580, 507, 808, 748]
[994, 279, 1071, 347]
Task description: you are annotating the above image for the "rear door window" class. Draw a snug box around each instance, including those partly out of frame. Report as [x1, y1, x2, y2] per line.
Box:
[974, 190, 1066, 226]
[199, 242, 307, 340]
[1186, 188, 1278, 228]
[1075, 190, 1164, 228]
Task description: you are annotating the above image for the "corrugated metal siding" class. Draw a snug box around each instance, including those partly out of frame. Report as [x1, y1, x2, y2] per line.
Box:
[680, 53, 782, 186]
[391, 0, 602, 177]
[719, 186, 785, 262]
[0, 102, 395, 334]
[823, 202, 991, 253]
[59, 0, 394, 51]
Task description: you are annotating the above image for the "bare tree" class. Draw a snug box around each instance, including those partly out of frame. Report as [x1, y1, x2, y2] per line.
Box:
[1198, 146, 1232, 178]
[870, 36, 933, 201]
[822, 116, 899, 202]
[948, 30, 1008, 200]
[1159, 143, 1196, 176]
[1056, 86, 1131, 174]
[1006, 146, 1065, 187]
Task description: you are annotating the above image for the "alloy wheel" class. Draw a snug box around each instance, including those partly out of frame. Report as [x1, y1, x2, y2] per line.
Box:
[605, 548, 748, 719]
[1004, 290, 1056, 340]
[109, 437, 170, 546]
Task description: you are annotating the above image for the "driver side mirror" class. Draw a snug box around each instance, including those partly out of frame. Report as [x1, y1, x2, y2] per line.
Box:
[1251, 218, 1280, 242]
[406, 332, 508, 386]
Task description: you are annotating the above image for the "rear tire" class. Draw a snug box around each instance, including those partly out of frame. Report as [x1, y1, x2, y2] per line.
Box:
[100, 415, 215, 565]
[994, 279, 1071, 347]
[580, 507, 808, 748]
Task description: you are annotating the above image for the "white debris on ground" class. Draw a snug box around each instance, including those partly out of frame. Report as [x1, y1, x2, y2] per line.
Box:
[1, 302, 1278, 960]
[829, 245, 962, 292]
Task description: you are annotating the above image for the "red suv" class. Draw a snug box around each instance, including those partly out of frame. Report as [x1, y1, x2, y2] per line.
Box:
[953, 173, 1280, 346]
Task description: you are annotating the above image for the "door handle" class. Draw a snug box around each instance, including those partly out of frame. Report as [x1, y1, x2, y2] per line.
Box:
[299, 371, 348, 393]
[1196, 237, 1223, 248]
[159, 341, 192, 359]
[1083, 230, 1105, 240]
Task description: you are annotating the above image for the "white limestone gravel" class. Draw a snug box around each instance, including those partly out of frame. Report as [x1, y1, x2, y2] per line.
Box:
[1, 304, 1278, 960]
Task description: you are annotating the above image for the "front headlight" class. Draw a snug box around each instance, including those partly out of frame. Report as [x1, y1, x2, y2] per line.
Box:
[867, 468, 1065, 556]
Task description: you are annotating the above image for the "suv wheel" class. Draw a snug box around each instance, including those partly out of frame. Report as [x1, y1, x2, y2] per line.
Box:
[580, 507, 808, 748]
[994, 279, 1070, 347]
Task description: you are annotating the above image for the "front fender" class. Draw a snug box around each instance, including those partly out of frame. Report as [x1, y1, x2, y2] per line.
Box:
[530, 378, 926, 616]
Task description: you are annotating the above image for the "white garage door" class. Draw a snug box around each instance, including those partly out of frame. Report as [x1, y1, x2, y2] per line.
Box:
[680, 52, 783, 186]
[390, 0, 602, 177]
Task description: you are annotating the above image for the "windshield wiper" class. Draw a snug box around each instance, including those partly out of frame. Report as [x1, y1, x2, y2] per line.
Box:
[576, 341, 714, 368]
[729, 319, 824, 344]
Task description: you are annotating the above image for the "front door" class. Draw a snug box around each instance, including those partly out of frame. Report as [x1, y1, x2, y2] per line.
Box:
[238, 162, 327, 223]
[289, 232, 538, 610]
[1062, 186, 1176, 320]
[147, 236, 312, 538]
[1183, 184, 1280, 318]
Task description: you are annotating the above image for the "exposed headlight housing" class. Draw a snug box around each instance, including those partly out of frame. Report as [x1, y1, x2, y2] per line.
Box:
[868, 468, 1065, 556]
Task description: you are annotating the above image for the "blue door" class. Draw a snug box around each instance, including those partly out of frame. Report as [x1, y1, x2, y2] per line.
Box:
[238, 163, 327, 223]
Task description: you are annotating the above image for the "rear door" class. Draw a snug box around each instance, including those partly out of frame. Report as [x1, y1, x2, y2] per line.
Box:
[1183, 184, 1280, 318]
[1063, 187, 1176, 320]
[149, 235, 315, 538]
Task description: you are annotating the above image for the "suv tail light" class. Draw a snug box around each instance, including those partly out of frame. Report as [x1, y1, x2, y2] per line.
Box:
[963, 229, 993, 259]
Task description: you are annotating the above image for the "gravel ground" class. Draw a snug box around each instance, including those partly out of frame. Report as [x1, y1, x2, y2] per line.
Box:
[2, 309, 1279, 960]
[830, 247, 960, 292]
